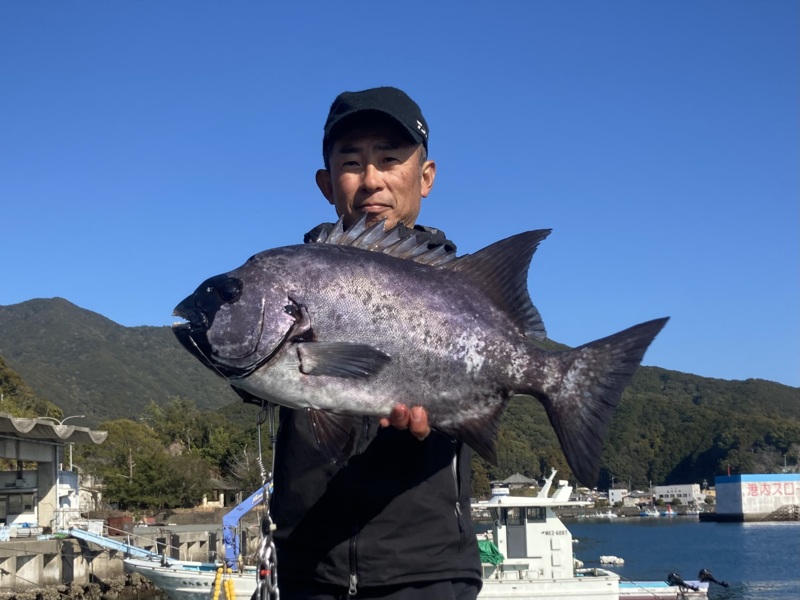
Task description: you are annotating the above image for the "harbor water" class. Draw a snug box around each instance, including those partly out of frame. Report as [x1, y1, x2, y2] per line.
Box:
[125, 517, 799, 600]
[567, 517, 800, 600]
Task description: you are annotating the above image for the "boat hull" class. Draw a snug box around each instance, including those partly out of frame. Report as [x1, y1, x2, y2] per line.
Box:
[479, 572, 618, 598]
[124, 558, 258, 600]
[618, 580, 709, 599]
[126, 558, 707, 600]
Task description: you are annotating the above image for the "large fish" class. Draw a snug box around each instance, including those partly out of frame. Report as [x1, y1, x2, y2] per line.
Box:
[173, 217, 667, 484]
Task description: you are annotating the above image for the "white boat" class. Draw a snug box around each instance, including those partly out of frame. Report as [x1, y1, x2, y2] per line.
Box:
[124, 557, 258, 600]
[124, 471, 710, 600]
[475, 471, 708, 599]
[639, 507, 660, 517]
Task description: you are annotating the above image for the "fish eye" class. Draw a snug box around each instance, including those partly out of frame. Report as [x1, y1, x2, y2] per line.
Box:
[217, 278, 242, 303]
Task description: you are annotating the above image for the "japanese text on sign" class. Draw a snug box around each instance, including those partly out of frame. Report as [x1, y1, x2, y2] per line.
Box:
[746, 482, 795, 497]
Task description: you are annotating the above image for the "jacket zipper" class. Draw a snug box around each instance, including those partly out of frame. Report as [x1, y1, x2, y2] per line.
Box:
[452, 445, 466, 544]
[348, 416, 371, 596]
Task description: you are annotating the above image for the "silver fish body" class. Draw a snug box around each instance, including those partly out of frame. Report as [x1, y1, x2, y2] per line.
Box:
[173, 219, 667, 484]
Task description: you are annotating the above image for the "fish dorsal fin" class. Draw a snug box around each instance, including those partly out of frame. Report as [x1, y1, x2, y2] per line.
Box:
[443, 230, 551, 340]
[311, 214, 458, 266]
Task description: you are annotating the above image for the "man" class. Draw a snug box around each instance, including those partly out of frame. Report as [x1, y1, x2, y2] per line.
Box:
[270, 87, 482, 599]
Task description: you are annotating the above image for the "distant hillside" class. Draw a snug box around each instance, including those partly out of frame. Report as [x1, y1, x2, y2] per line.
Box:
[1, 297, 798, 486]
[0, 354, 61, 417]
[0, 298, 238, 425]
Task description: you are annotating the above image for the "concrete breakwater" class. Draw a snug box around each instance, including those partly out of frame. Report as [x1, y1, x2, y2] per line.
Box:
[0, 529, 215, 596]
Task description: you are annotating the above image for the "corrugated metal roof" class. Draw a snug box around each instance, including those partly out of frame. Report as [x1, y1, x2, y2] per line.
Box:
[0, 412, 107, 444]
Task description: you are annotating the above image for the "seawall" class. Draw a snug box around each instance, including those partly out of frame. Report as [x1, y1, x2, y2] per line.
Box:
[0, 530, 215, 595]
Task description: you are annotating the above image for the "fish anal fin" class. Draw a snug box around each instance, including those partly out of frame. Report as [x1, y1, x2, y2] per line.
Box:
[444, 230, 551, 340]
[444, 400, 507, 465]
[296, 341, 391, 378]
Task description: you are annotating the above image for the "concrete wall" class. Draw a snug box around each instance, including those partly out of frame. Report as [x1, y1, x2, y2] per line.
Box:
[0, 540, 68, 590]
[714, 473, 800, 521]
[0, 530, 217, 591]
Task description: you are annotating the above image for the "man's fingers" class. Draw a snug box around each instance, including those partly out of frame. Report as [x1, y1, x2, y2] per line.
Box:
[380, 404, 410, 430]
[379, 404, 430, 440]
[409, 406, 430, 440]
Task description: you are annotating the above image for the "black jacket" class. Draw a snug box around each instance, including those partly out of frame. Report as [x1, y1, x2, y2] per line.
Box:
[270, 224, 481, 592]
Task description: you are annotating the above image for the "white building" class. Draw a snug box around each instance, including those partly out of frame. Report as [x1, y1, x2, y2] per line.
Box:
[713, 473, 800, 521]
[653, 483, 705, 506]
[608, 488, 628, 506]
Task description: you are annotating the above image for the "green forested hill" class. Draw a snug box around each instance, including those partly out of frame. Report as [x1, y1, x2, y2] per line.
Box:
[0, 298, 238, 424]
[484, 368, 800, 489]
[1, 297, 798, 489]
[0, 354, 62, 417]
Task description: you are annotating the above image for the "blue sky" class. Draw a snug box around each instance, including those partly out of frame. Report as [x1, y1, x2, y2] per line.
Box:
[1, 1, 797, 387]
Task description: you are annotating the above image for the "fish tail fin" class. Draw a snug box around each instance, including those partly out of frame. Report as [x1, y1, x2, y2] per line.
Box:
[535, 317, 669, 485]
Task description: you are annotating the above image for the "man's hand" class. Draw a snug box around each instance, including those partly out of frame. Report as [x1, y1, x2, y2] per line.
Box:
[379, 404, 430, 440]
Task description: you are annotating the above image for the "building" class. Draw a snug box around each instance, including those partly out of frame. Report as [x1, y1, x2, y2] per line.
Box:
[710, 473, 800, 521]
[0, 413, 107, 531]
[624, 491, 654, 508]
[608, 487, 628, 506]
[653, 483, 705, 506]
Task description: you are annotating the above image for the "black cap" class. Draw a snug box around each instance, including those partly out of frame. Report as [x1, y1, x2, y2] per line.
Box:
[323, 87, 429, 156]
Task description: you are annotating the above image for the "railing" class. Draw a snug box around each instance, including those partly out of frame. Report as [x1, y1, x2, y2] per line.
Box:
[53, 508, 84, 530]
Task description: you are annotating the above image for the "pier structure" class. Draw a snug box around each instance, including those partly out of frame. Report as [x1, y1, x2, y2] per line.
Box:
[0, 528, 216, 591]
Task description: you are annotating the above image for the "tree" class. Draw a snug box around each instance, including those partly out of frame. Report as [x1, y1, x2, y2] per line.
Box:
[471, 458, 491, 498]
[227, 446, 271, 494]
[80, 419, 168, 509]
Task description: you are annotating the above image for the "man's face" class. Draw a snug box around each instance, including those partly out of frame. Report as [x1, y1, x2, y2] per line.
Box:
[316, 124, 436, 229]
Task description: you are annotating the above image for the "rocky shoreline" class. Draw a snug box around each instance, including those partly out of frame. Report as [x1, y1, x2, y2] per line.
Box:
[0, 573, 163, 600]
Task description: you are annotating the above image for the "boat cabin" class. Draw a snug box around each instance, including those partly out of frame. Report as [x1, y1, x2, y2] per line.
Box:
[478, 472, 582, 580]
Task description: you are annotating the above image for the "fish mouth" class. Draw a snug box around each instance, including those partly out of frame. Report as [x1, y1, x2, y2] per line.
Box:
[171, 317, 269, 380]
[172, 297, 295, 381]
[171, 306, 223, 374]
[171, 299, 254, 378]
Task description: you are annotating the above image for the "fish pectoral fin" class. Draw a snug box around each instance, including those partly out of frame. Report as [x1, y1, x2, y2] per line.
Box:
[296, 341, 391, 378]
[307, 409, 357, 464]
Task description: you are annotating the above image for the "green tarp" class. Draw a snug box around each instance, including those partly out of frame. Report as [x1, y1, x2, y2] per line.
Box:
[478, 539, 505, 565]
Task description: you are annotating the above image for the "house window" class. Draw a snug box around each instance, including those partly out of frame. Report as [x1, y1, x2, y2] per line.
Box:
[6, 493, 35, 515]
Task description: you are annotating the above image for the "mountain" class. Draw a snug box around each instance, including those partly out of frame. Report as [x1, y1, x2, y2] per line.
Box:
[0, 298, 237, 425]
[1, 297, 798, 486]
[0, 353, 61, 417]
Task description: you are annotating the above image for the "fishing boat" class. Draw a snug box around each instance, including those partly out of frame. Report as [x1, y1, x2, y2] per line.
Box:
[122, 486, 269, 600]
[124, 557, 258, 600]
[475, 470, 709, 599]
